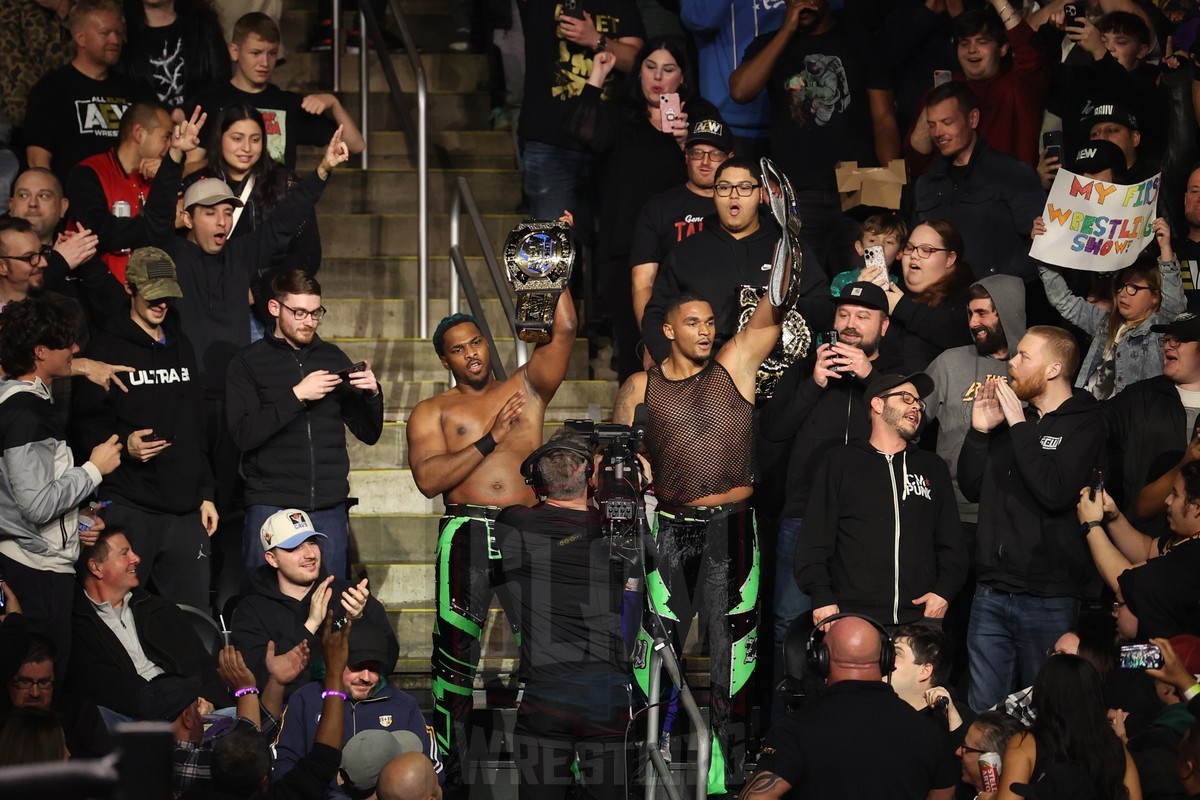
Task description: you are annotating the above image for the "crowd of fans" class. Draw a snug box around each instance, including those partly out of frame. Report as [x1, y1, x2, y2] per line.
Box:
[6, 0, 1200, 798]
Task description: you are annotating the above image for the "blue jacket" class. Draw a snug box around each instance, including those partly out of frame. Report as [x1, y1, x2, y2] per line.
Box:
[679, 0, 786, 140]
[272, 681, 443, 784]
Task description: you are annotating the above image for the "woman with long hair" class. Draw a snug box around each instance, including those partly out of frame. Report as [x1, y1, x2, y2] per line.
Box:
[1035, 217, 1183, 399]
[189, 102, 321, 325]
[986, 654, 1141, 800]
[566, 36, 717, 380]
[874, 218, 974, 371]
[0, 707, 69, 766]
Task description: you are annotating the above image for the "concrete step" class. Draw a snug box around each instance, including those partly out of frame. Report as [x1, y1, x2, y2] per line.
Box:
[314, 213, 523, 257]
[334, 91, 492, 132]
[362, 377, 614, 423]
[350, 468, 440, 514]
[323, 297, 547, 342]
[299, 130, 516, 159]
[320, 256, 514, 297]
[350, 514, 440, 562]
[328, 337, 590, 381]
[319, 168, 521, 214]
[280, 6, 457, 51]
[274, 53, 487, 94]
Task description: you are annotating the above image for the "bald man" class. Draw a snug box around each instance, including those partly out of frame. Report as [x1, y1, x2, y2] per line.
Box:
[740, 617, 957, 800]
[377, 753, 442, 800]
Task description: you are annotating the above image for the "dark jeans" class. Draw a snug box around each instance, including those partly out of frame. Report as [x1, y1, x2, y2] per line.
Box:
[0, 555, 75, 672]
[967, 583, 1079, 712]
[514, 673, 631, 800]
[523, 141, 591, 235]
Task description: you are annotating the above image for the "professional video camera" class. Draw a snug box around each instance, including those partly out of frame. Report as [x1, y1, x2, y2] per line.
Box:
[563, 417, 648, 554]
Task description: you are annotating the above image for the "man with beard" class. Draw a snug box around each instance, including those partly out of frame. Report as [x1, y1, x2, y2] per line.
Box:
[405, 290, 576, 796]
[798, 372, 966, 627]
[1170, 165, 1200, 305]
[759, 282, 899, 687]
[226, 270, 383, 581]
[958, 325, 1106, 712]
[612, 283, 789, 795]
[630, 112, 733, 334]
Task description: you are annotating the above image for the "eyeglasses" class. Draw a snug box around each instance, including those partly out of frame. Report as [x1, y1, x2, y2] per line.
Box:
[1115, 283, 1153, 296]
[714, 181, 760, 197]
[278, 302, 327, 321]
[11, 677, 53, 690]
[902, 243, 950, 259]
[1112, 601, 1126, 614]
[3, 245, 53, 267]
[686, 148, 728, 163]
[1045, 646, 1071, 657]
[958, 744, 988, 755]
[1164, 336, 1184, 350]
[879, 390, 927, 412]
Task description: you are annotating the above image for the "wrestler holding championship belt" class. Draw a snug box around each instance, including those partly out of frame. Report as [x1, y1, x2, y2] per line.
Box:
[504, 219, 576, 344]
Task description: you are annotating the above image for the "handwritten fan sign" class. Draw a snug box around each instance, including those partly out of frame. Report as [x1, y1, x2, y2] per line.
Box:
[1029, 168, 1160, 272]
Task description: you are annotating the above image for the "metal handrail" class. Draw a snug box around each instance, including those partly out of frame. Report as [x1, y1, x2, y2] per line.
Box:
[330, 0, 429, 337]
[450, 176, 529, 373]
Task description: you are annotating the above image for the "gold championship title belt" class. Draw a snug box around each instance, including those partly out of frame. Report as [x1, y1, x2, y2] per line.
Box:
[503, 219, 575, 343]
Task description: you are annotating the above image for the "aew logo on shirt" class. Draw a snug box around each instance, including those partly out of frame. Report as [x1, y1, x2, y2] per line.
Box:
[75, 97, 130, 137]
[1040, 435, 1063, 450]
[127, 367, 191, 386]
[905, 473, 933, 500]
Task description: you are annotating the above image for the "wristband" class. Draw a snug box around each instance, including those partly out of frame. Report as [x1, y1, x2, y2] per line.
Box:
[1184, 683, 1200, 701]
[322, 690, 348, 701]
[475, 433, 496, 457]
[233, 687, 260, 698]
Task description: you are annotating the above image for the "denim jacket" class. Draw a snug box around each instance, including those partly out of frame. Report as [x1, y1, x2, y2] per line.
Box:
[1038, 257, 1185, 396]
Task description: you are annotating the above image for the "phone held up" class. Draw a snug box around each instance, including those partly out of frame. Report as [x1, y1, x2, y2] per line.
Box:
[1118, 643, 1163, 670]
[659, 93, 681, 133]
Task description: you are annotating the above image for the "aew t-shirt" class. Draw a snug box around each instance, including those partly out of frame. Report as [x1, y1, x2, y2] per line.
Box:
[191, 82, 336, 169]
[518, 0, 646, 150]
[743, 22, 891, 191]
[24, 65, 151, 185]
[628, 183, 714, 267]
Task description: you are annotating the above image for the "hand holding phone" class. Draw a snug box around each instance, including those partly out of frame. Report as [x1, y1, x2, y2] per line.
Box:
[1042, 130, 1064, 164]
[337, 361, 367, 382]
[659, 93, 681, 133]
[1118, 643, 1164, 669]
[864, 245, 890, 289]
[561, 0, 585, 19]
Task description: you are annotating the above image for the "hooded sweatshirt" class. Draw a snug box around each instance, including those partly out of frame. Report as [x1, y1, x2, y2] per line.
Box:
[642, 212, 834, 363]
[925, 274, 1027, 523]
[958, 389, 1107, 597]
[71, 311, 215, 515]
[0, 377, 101, 573]
[230, 565, 397, 701]
[796, 439, 967, 624]
[679, 0, 785, 140]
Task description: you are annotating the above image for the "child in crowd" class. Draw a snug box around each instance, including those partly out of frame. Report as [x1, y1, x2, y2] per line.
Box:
[830, 213, 908, 296]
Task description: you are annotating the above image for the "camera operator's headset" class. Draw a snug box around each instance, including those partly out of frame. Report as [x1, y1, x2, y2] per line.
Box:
[805, 612, 896, 681]
[520, 439, 594, 498]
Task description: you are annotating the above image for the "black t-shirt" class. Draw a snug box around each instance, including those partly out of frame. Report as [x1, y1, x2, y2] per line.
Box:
[756, 681, 958, 798]
[125, 21, 188, 108]
[1172, 242, 1200, 308]
[24, 66, 151, 185]
[494, 503, 627, 680]
[517, 0, 646, 150]
[628, 183, 714, 267]
[743, 22, 891, 190]
[190, 83, 336, 169]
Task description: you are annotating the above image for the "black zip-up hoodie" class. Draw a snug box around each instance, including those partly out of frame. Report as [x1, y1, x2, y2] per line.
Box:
[71, 311, 215, 514]
[760, 346, 904, 519]
[641, 212, 835, 363]
[230, 564, 398, 701]
[797, 439, 967, 624]
[958, 389, 1106, 596]
[225, 329, 384, 510]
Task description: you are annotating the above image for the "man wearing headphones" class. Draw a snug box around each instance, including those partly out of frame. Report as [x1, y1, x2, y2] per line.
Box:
[744, 615, 957, 799]
[493, 429, 630, 800]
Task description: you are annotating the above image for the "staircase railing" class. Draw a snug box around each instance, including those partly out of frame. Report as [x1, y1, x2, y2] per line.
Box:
[449, 176, 529, 381]
[330, 0, 430, 337]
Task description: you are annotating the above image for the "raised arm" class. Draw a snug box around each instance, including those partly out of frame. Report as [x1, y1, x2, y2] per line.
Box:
[719, 288, 785, 400]
[524, 288, 578, 403]
[729, 8, 799, 103]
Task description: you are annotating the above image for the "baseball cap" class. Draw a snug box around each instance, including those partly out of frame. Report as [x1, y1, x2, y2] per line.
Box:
[259, 508, 328, 552]
[836, 281, 889, 313]
[685, 113, 733, 152]
[183, 178, 244, 210]
[134, 673, 202, 722]
[348, 617, 392, 670]
[1151, 310, 1200, 342]
[125, 247, 183, 301]
[865, 372, 934, 401]
[1082, 101, 1138, 132]
[340, 729, 423, 791]
[1069, 140, 1125, 177]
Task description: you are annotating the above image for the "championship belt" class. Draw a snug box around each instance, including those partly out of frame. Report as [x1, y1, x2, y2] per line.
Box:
[503, 219, 576, 343]
[738, 285, 812, 401]
[760, 157, 803, 309]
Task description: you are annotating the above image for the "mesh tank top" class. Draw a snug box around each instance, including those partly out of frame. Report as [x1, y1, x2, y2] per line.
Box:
[644, 361, 756, 504]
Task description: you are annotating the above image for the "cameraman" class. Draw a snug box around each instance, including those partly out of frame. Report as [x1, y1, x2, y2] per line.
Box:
[493, 429, 631, 800]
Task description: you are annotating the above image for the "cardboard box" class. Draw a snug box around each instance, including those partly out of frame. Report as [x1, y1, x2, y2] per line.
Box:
[834, 159, 907, 211]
